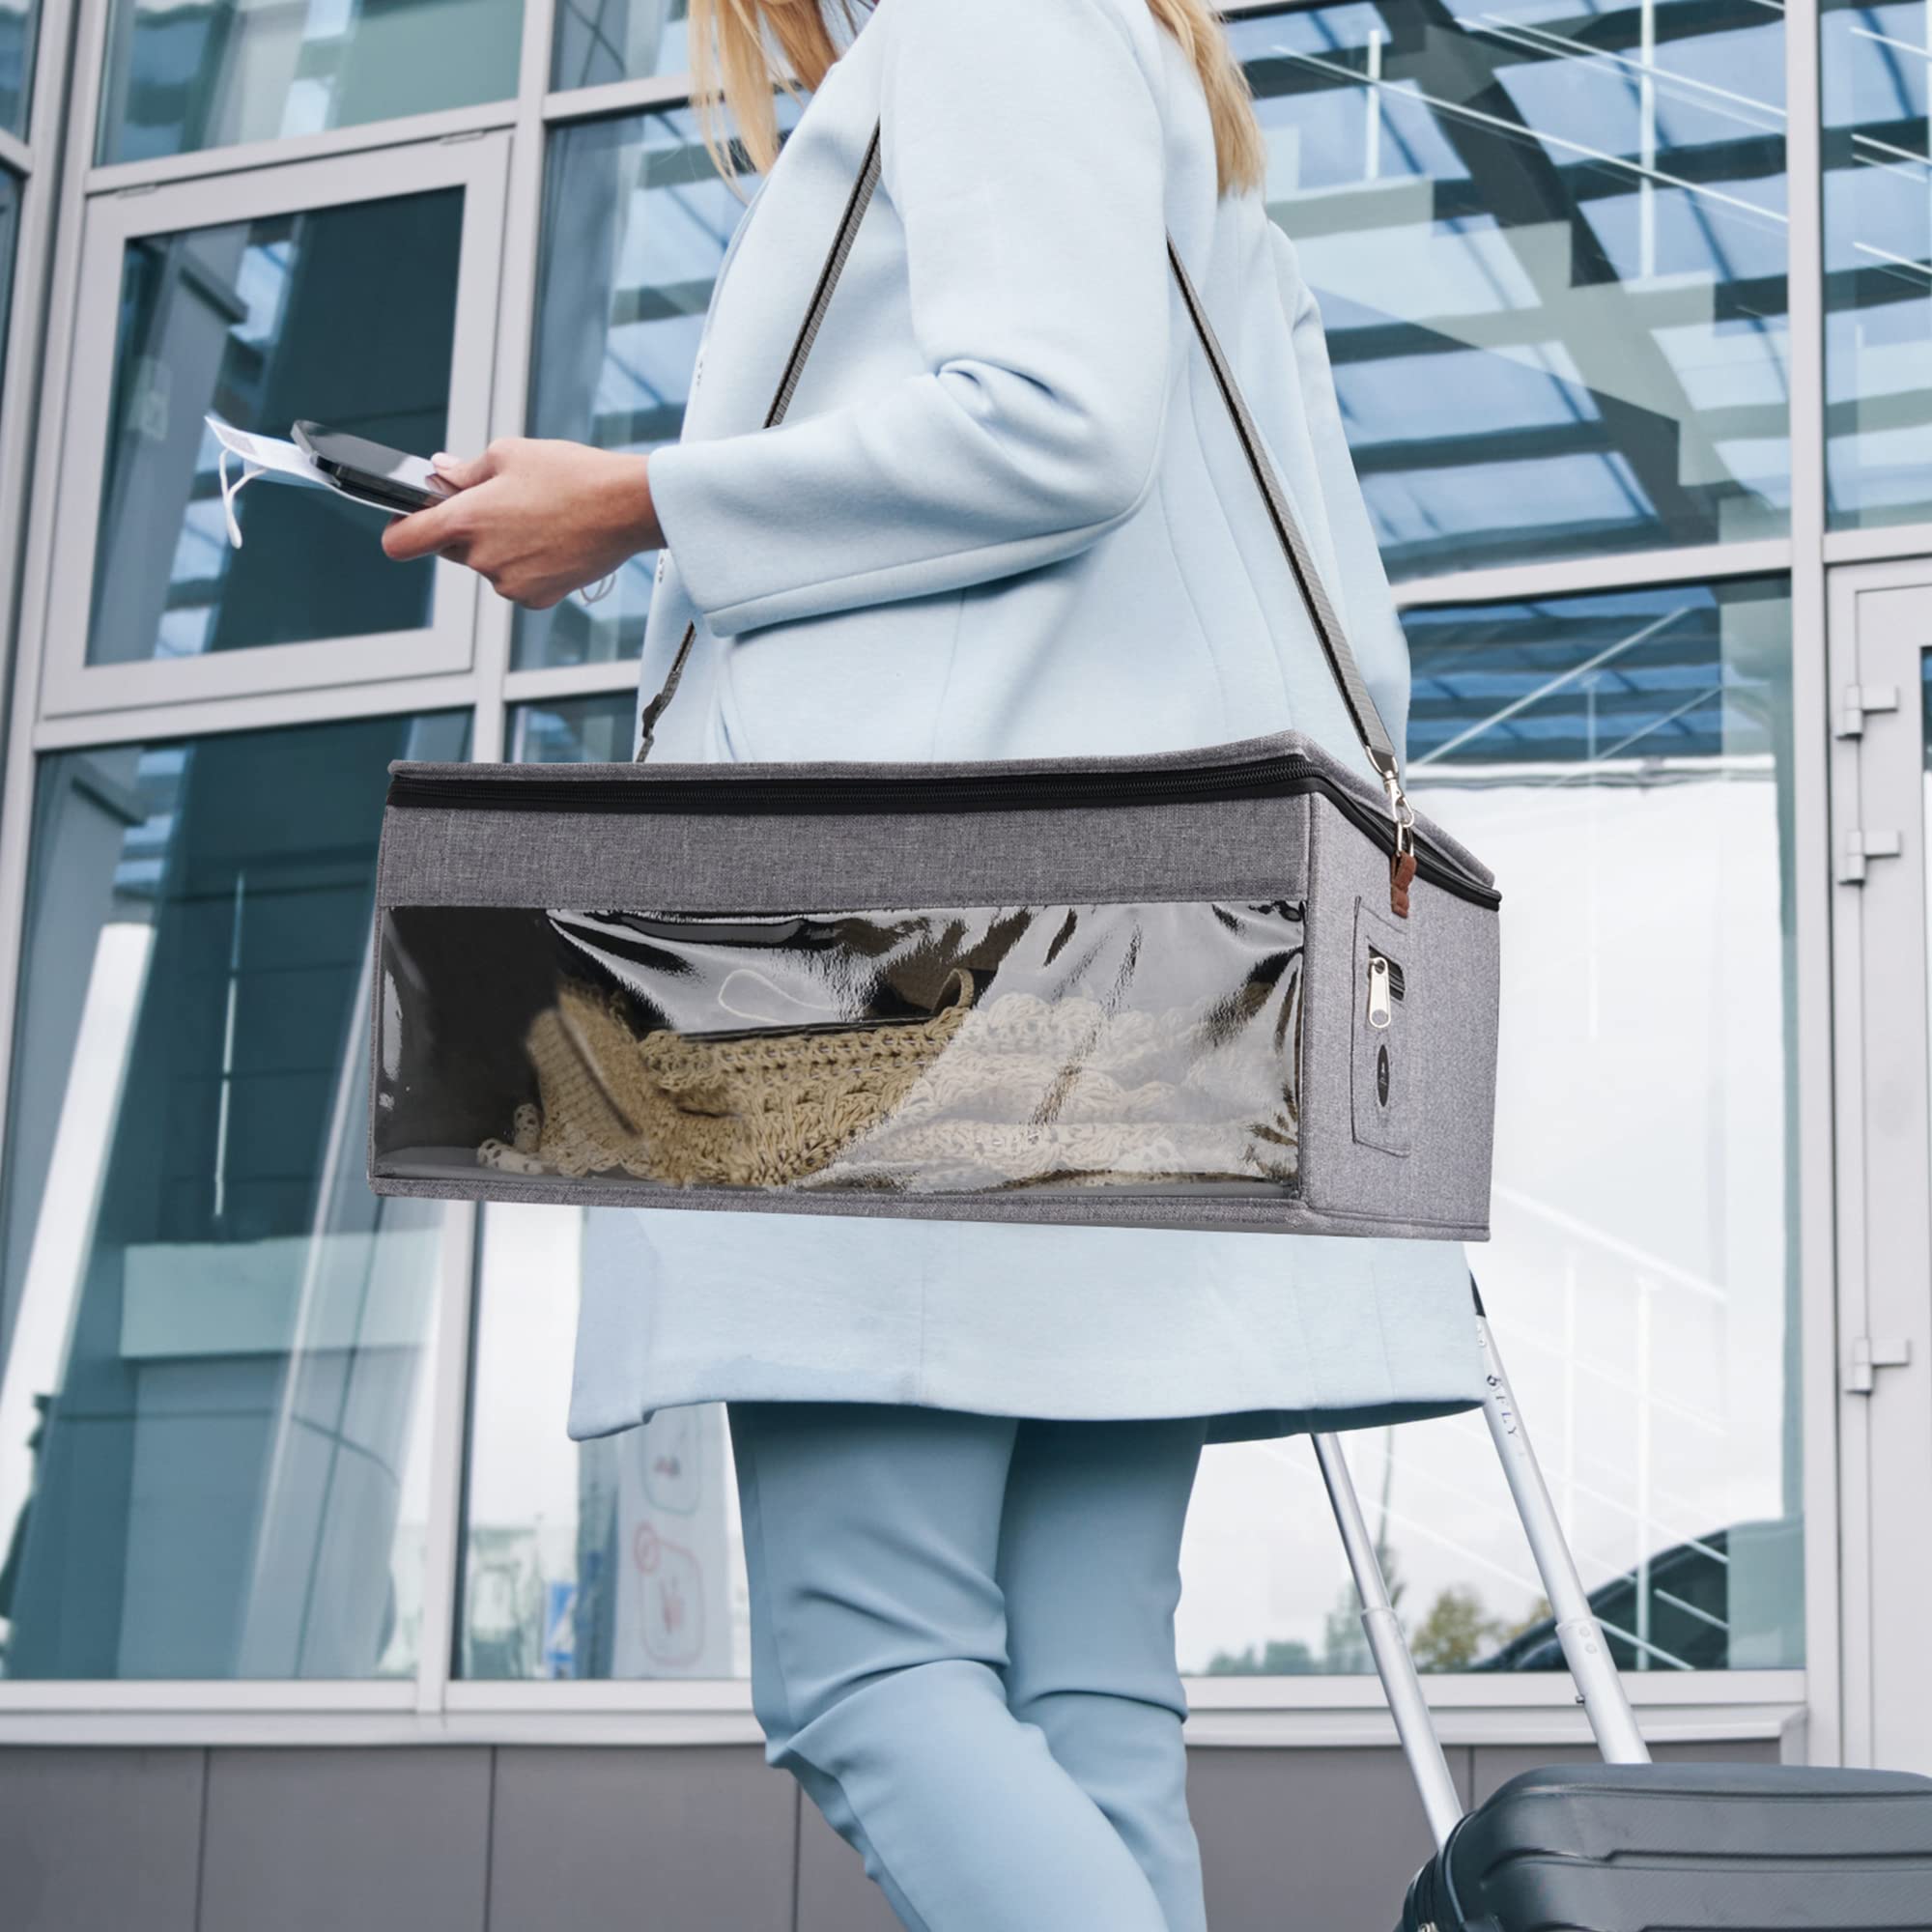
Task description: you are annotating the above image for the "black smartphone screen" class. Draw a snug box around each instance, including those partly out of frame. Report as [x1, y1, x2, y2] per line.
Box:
[291, 420, 452, 513]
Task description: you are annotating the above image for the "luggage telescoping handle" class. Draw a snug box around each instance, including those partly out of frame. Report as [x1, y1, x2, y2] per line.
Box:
[1313, 1432, 1466, 1848]
[1468, 1277, 1650, 1767]
[1312, 1275, 1649, 1853]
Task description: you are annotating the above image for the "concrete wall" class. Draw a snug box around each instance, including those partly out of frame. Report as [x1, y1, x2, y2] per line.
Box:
[0, 1738, 1778, 1931]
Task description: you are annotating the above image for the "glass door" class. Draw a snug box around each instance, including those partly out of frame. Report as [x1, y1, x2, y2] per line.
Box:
[1829, 558, 1932, 1774]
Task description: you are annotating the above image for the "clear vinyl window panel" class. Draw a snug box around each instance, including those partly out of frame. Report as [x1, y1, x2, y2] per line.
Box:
[374, 901, 1307, 1198]
[1234, 0, 1790, 577]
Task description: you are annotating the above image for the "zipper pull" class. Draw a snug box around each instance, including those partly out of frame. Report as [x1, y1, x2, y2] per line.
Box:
[1367, 953, 1392, 1029]
[1379, 764, 1418, 918]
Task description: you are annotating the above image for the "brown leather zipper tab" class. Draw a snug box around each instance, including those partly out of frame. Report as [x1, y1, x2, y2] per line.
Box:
[1390, 848, 1417, 919]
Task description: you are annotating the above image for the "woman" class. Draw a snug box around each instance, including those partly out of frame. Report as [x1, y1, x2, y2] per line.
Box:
[384, 0, 1485, 1925]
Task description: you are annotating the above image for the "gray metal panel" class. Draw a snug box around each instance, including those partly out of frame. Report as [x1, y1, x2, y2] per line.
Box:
[796, 1744, 1480, 1931]
[0, 1747, 203, 1932]
[1469, 1736, 1780, 1806]
[1187, 1744, 1475, 1932]
[198, 1747, 492, 1932]
[487, 1745, 796, 1932]
[794, 1789, 904, 1932]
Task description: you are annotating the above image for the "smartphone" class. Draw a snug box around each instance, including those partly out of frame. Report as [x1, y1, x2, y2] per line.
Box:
[291, 420, 454, 515]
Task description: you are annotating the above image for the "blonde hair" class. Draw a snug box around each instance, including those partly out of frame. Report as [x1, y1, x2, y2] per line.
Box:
[689, 0, 1267, 202]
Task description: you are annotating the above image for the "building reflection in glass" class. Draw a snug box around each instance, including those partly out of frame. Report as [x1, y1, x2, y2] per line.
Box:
[1822, 0, 1932, 529]
[1236, 0, 1790, 577]
[1184, 576, 1802, 1677]
[88, 189, 462, 668]
[97, 0, 521, 165]
[514, 99, 799, 670]
[0, 711, 465, 1679]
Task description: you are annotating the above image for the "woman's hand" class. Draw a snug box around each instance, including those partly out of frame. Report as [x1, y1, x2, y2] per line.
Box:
[381, 437, 666, 609]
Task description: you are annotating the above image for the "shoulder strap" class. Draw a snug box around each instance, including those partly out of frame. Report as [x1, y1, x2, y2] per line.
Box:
[637, 121, 1411, 841]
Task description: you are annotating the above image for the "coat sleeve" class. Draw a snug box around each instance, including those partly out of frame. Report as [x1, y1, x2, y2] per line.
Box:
[645, 0, 1172, 639]
[1266, 218, 1415, 778]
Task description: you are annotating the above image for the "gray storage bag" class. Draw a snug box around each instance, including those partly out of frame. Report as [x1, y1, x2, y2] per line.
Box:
[366, 124, 1502, 1241]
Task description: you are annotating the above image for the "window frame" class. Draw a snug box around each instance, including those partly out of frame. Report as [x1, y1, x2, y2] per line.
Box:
[37, 132, 510, 720]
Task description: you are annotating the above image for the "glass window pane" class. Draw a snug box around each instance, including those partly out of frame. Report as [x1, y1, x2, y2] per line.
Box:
[483, 594, 1799, 1680]
[1235, 0, 1790, 578]
[1182, 577, 1803, 1674]
[554, 0, 687, 91]
[97, 0, 521, 167]
[508, 693, 636, 762]
[0, 711, 468, 1680]
[516, 100, 799, 671]
[87, 189, 463, 669]
[462, 697, 747, 1680]
[0, 168, 18, 404]
[0, 0, 37, 138]
[463, 1205, 748, 1680]
[1823, 0, 1932, 530]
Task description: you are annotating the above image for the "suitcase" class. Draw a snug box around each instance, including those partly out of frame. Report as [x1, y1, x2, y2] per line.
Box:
[1312, 1277, 1932, 1932]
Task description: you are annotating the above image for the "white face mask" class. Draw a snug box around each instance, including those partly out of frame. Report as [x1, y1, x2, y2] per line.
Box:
[208, 412, 622, 606]
[217, 442, 266, 550]
[206, 414, 320, 549]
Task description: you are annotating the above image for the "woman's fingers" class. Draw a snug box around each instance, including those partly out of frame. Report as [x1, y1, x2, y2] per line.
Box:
[430, 447, 495, 490]
[381, 492, 470, 562]
[383, 440, 514, 561]
[380, 437, 633, 603]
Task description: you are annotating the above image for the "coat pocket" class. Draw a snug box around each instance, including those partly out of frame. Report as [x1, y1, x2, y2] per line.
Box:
[1350, 895, 1415, 1157]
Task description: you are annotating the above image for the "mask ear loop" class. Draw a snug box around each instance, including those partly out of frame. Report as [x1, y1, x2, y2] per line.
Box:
[578, 567, 619, 606]
[218, 444, 267, 549]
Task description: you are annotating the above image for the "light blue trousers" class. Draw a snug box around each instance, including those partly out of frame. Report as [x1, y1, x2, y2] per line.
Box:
[725, 1399, 1211, 1932]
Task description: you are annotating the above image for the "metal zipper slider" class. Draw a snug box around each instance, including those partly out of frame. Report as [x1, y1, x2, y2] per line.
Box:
[1367, 953, 1392, 1029]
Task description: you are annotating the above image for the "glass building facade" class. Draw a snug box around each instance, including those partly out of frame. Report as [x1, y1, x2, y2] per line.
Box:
[0, 0, 1925, 1785]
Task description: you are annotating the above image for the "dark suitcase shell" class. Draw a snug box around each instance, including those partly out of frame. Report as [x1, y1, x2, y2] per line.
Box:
[1398, 1762, 1932, 1930]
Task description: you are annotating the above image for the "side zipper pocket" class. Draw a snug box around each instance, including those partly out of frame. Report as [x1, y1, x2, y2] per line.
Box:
[1351, 897, 1415, 1156]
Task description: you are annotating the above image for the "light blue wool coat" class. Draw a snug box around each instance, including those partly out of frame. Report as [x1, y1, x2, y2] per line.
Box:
[565, 0, 1487, 1445]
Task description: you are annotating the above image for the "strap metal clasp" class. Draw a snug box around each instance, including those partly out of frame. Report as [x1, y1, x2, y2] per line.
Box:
[1372, 755, 1415, 855]
[1374, 756, 1419, 919]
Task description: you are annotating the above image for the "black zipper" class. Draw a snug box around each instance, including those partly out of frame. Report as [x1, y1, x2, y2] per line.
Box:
[1368, 947, 1407, 1000]
[387, 753, 1501, 910]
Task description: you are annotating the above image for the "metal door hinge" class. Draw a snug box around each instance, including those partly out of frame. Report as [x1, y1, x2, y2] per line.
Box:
[1846, 1335, 1912, 1394]
[1838, 829, 1903, 884]
[1835, 683, 1900, 738]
